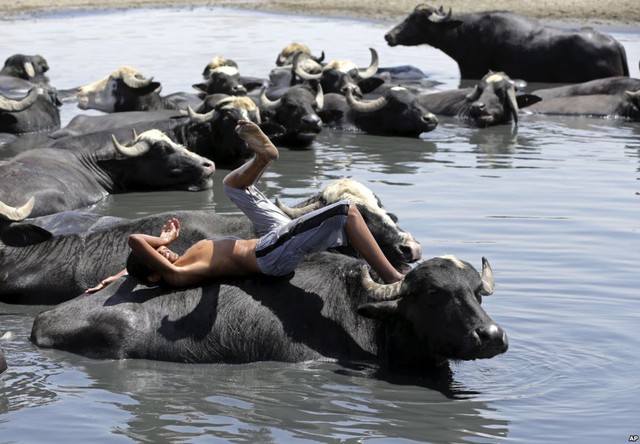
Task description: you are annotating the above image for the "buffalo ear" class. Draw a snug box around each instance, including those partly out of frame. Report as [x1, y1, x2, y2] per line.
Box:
[357, 77, 385, 94]
[516, 94, 542, 108]
[192, 83, 208, 94]
[134, 81, 162, 96]
[1, 224, 52, 246]
[357, 300, 401, 320]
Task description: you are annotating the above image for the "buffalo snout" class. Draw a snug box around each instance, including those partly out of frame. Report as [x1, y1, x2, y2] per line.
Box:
[472, 323, 508, 359]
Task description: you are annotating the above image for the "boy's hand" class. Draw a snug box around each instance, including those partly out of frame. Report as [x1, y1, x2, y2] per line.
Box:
[160, 218, 180, 244]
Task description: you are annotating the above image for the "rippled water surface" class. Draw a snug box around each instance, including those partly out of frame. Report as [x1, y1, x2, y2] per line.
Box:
[1, 7, 640, 443]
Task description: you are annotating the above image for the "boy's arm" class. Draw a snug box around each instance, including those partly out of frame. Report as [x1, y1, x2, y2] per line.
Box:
[85, 268, 127, 294]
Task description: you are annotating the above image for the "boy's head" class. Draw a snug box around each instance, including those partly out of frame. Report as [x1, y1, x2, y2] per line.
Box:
[126, 252, 161, 285]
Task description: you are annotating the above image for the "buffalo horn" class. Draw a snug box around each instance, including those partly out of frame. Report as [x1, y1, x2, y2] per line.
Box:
[314, 83, 324, 110]
[358, 48, 379, 79]
[122, 70, 154, 89]
[260, 89, 282, 110]
[186, 106, 219, 123]
[24, 62, 36, 79]
[479, 257, 495, 296]
[428, 7, 452, 22]
[274, 196, 322, 219]
[312, 50, 325, 64]
[346, 88, 387, 113]
[0, 196, 35, 221]
[294, 52, 322, 81]
[361, 266, 405, 301]
[0, 87, 39, 112]
[111, 134, 150, 157]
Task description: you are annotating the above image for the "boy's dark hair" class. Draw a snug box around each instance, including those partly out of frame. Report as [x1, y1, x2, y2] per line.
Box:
[126, 252, 157, 285]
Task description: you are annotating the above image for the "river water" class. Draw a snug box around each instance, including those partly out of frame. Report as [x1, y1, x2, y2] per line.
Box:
[1, 6, 639, 443]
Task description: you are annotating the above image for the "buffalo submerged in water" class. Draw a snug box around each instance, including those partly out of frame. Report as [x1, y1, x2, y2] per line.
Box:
[30, 254, 507, 368]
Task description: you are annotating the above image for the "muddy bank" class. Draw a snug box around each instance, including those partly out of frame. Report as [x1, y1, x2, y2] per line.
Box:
[2, 0, 639, 26]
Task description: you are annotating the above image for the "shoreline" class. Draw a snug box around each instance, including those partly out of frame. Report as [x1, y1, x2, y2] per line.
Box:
[1, 0, 639, 27]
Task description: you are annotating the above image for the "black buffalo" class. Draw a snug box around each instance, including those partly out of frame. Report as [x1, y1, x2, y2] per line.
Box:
[417, 71, 539, 127]
[30, 254, 507, 369]
[519, 76, 640, 120]
[0, 211, 252, 304]
[0, 129, 214, 219]
[259, 84, 324, 147]
[385, 4, 629, 83]
[49, 95, 263, 169]
[319, 85, 438, 136]
[76, 66, 183, 112]
[294, 48, 381, 97]
[0, 87, 61, 134]
[195, 57, 265, 96]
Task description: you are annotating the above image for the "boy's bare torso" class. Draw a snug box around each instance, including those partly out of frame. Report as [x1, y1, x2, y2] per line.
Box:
[165, 237, 261, 287]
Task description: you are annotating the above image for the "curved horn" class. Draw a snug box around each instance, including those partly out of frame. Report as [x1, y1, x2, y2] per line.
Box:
[122, 70, 154, 89]
[294, 52, 322, 80]
[361, 266, 405, 301]
[111, 134, 150, 157]
[24, 61, 36, 79]
[275, 196, 322, 219]
[260, 88, 282, 110]
[0, 87, 39, 112]
[312, 50, 325, 64]
[187, 106, 219, 123]
[479, 257, 495, 296]
[0, 196, 35, 221]
[428, 7, 452, 22]
[346, 87, 387, 113]
[358, 48, 379, 79]
[314, 83, 324, 110]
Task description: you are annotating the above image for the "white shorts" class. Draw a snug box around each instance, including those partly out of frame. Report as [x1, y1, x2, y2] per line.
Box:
[224, 183, 349, 276]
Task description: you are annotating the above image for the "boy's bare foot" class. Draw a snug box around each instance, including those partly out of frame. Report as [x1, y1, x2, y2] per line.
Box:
[235, 119, 279, 161]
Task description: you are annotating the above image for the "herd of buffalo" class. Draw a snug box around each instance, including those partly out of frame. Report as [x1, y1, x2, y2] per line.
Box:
[2, 3, 639, 374]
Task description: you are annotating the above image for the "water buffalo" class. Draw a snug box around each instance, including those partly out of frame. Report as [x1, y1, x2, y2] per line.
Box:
[195, 58, 265, 96]
[0, 86, 61, 134]
[30, 254, 507, 368]
[417, 71, 539, 127]
[49, 95, 262, 169]
[1, 54, 50, 84]
[0, 129, 214, 219]
[275, 42, 325, 68]
[319, 86, 438, 136]
[274, 178, 422, 268]
[76, 66, 182, 112]
[1, 179, 420, 304]
[518, 76, 640, 120]
[0, 211, 252, 304]
[259, 84, 324, 148]
[294, 48, 381, 97]
[385, 4, 629, 83]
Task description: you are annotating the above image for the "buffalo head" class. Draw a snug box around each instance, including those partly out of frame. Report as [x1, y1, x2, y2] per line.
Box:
[345, 86, 438, 136]
[259, 84, 323, 147]
[359, 256, 508, 364]
[76, 66, 161, 112]
[294, 48, 379, 97]
[385, 4, 461, 47]
[466, 71, 529, 126]
[109, 129, 214, 191]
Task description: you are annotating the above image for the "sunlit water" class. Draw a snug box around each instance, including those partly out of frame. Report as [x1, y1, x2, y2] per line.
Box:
[1, 7, 640, 443]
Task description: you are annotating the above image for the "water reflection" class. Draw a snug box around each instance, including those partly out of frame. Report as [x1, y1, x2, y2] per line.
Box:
[43, 357, 510, 442]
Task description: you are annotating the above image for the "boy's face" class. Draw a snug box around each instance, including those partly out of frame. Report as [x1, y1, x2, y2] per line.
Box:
[157, 246, 179, 263]
[146, 246, 179, 284]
